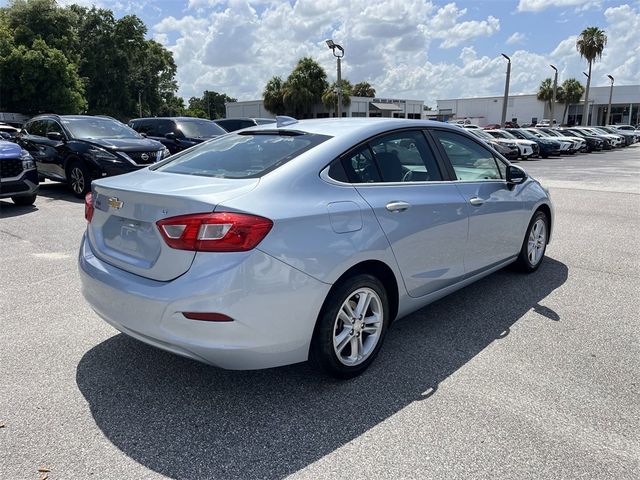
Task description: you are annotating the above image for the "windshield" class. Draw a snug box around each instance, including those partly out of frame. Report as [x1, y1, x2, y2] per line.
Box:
[177, 120, 226, 138]
[468, 129, 493, 140]
[489, 130, 517, 139]
[510, 129, 536, 140]
[63, 117, 141, 139]
[567, 130, 586, 137]
[154, 131, 330, 178]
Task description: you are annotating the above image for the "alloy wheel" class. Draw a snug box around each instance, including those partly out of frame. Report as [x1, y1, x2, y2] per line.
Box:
[70, 167, 85, 194]
[333, 287, 383, 366]
[527, 219, 546, 266]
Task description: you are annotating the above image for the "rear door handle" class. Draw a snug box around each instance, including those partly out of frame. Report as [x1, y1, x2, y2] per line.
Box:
[385, 201, 411, 212]
[469, 197, 484, 206]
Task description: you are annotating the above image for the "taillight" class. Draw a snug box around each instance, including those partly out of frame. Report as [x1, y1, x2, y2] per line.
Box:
[84, 192, 94, 222]
[156, 212, 273, 252]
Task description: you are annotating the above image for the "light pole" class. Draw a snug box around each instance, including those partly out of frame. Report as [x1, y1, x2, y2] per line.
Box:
[500, 53, 511, 128]
[138, 90, 142, 118]
[550, 64, 558, 126]
[326, 39, 345, 118]
[606, 74, 614, 126]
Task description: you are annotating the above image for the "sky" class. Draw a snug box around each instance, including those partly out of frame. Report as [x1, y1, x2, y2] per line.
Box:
[7, 0, 640, 104]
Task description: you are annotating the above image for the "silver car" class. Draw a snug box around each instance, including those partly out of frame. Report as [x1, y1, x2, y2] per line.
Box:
[79, 118, 553, 378]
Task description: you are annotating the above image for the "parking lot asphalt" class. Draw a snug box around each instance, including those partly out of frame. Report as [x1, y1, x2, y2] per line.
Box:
[1, 146, 639, 480]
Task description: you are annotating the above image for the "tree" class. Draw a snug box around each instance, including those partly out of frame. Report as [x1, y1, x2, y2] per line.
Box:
[321, 79, 352, 115]
[576, 27, 607, 125]
[537, 78, 554, 114]
[557, 78, 585, 125]
[0, 0, 181, 119]
[187, 90, 236, 119]
[352, 81, 375, 97]
[1, 38, 86, 114]
[263, 76, 285, 115]
[281, 57, 328, 118]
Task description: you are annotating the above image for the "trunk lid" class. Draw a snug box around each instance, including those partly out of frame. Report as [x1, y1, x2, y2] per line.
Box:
[87, 169, 259, 281]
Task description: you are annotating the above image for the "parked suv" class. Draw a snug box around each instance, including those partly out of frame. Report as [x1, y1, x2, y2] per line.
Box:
[214, 117, 276, 132]
[18, 115, 169, 198]
[128, 117, 226, 155]
[0, 140, 38, 205]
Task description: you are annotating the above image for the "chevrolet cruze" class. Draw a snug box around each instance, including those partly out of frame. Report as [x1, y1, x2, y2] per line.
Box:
[79, 118, 553, 378]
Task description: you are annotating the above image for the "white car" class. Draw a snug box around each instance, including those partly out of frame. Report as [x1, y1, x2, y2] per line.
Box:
[484, 130, 538, 159]
[585, 128, 624, 147]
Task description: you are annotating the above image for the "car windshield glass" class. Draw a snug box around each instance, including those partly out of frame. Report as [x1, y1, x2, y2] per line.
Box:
[492, 130, 516, 139]
[154, 131, 330, 178]
[62, 117, 141, 139]
[468, 129, 493, 140]
[177, 120, 226, 138]
[512, 129, 536, 140]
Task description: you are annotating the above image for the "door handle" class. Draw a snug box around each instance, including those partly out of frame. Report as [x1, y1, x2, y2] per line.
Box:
[385, 201, 411, 212]
[469, 197, 484, 206]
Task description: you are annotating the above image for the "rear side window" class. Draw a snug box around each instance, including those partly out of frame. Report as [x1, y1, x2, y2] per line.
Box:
[331, 130, 442, 183]
[154, 131, 330, 178]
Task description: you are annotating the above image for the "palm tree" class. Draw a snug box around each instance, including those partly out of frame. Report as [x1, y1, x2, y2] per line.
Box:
[537, 78, 554, 116]
[576, 27, 607, 125]
[322, 79, 352, 115]
[352, 81, 376, 97]
[263, 76, 285, 115]
[281, 57, 328, 118]
[557, 78, 585, 125]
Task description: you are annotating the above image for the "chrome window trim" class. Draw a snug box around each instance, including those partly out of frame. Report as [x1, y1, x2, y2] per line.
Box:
[319, 166, 508, 187]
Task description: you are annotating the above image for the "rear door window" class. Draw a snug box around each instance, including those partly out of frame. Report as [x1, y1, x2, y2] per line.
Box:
[154, 131, 330, 178]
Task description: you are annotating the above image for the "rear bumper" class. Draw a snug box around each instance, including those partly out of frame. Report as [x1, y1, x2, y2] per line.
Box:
[79, 234, 331, 369]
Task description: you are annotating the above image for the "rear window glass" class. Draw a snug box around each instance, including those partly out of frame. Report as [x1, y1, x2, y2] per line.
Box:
[153, 131, 330, 178]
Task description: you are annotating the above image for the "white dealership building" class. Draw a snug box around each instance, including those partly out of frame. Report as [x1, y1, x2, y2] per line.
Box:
[437, 84, 640, 126]
[225, 97, 424, 120]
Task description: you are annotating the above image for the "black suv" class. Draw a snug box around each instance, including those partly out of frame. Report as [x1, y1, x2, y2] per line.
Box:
[18, 115, 169, 197]
[214, 117, 276, 132]
[128, 117, 226, 155]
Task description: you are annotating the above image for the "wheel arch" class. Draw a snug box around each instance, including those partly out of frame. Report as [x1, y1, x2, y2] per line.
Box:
[535, 203, 553, 243]
[327, 259, 400, 324]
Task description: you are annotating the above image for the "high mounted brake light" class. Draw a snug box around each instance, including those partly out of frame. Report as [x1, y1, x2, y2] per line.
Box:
[156, 212, 273, 252]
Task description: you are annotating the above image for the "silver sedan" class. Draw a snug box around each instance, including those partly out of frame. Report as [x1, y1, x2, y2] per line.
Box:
[79, 118, 553, 378]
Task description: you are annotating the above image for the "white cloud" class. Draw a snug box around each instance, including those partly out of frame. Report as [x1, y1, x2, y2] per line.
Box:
[506, 32, 526, 45]
[149, 0, 638, 106]
[517, 0, 601, 13]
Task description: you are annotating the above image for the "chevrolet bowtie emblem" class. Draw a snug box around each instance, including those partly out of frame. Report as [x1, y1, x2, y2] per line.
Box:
[107, 197, 124, 209]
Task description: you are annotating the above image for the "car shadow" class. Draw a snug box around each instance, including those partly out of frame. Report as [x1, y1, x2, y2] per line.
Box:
[36, 181, 83, 204]
[0, 200, 38, 217]
[76, 257, 568, 480]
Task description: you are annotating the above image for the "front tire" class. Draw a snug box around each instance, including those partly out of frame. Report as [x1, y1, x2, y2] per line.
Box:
[67, 161, 91, 198]
[514, 211, 549, 272]
[310, 274, 389, 379]
[12, 194, 36, 206]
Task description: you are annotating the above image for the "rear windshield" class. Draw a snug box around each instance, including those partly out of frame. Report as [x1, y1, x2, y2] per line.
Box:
[153, 131, 330, 178]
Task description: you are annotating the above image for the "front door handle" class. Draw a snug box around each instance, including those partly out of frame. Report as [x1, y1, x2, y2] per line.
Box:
[469, 197, 484, 206]
[385, 201, 411, 212]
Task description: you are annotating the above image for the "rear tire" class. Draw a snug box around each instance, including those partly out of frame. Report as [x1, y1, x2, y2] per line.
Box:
[514, 210, 549, 273]
[12, 194, 36, 206]
[66, 160, 91, 198]
[310, 274, 389, 379]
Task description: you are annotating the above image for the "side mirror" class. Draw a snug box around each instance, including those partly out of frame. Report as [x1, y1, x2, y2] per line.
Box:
[140, 132, 147, 138]
[506, 165, 527, 185]
[46, 131, 64, 142]
[165, 132, 177, 141]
